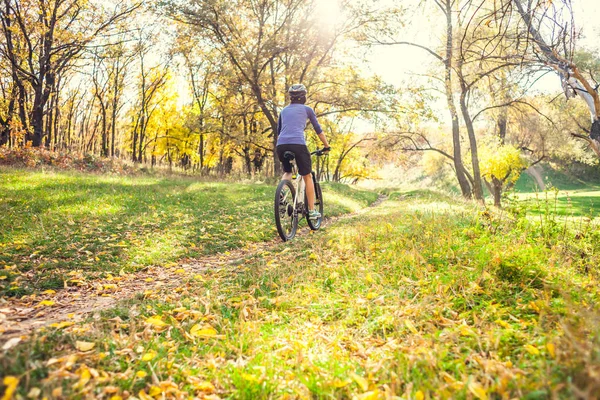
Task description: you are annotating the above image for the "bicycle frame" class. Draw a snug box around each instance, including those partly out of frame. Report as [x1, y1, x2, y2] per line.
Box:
[291, 167, 306, 218]
[274, 148, 326, 241]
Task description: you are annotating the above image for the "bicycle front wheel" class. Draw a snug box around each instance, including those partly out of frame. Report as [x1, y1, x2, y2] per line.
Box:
[306, 181, 323, 230]
[274, 180, 298, 241]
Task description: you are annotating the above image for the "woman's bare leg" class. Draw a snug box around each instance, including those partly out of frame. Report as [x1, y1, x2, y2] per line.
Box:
[303, 173, 315, 210]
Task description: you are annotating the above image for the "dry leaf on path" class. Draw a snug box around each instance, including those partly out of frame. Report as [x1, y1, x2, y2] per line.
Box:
[75, 341, 95, 352]
[2, 337, 21, 351]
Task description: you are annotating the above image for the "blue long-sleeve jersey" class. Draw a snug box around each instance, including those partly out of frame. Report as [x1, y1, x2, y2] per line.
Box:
[276, 104, 323, 146]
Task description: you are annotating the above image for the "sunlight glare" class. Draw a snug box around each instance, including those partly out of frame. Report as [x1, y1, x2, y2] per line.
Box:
[315, 0, 344, 30]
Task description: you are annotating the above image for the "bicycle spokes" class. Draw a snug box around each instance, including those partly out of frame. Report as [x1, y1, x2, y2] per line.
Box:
[275, 180, 298, 241]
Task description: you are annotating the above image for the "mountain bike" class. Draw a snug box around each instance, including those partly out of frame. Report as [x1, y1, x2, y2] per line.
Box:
[274, 149, 326, 241]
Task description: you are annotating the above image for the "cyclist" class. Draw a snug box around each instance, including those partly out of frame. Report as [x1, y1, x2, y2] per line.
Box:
[276, 84, 330, 220]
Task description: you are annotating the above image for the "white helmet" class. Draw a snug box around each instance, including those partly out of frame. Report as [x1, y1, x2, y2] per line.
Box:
[288, 83, 307, 97]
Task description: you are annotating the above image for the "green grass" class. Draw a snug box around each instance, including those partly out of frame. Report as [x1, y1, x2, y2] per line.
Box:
[509, 189, 600, 220]
[2, 189, 599, 398]
[514, 164, 600, 193]
[508, 165, 600, 219]
[0, 168, 378, 297]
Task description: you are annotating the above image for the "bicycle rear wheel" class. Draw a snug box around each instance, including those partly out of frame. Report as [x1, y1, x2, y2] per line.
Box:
[274, 180, 298, 241]
[306, 180, 323, 230]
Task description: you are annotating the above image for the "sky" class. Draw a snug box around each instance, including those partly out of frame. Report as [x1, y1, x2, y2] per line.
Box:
[576, 0, 600, 50]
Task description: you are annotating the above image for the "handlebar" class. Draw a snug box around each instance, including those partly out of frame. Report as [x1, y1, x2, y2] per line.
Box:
[311, 147, 331, 156]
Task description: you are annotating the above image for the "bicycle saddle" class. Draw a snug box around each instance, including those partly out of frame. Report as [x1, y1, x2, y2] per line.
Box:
[283, 151, 295, 160]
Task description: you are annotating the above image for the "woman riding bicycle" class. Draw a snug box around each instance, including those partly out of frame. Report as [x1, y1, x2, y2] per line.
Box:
[276, 84, 330, 220]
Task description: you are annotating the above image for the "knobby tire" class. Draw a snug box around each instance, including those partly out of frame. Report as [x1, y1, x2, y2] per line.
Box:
[275, 180, 298, 241]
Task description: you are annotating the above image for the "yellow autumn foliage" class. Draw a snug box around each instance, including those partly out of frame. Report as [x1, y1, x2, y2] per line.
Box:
[479, 138, 527, 183]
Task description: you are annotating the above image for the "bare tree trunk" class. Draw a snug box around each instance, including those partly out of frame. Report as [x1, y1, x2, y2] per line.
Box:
[443, 0, 472, 198]
[458, 71, 483, 201]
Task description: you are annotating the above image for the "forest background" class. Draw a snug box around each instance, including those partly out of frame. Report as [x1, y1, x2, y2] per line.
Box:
[1, 0, 600, 205]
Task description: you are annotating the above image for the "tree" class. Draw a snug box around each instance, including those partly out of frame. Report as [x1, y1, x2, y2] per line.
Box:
[163, 0, 385, 176]
[0, 0, 139, 147]
[479, 138, 527, 207]
[369, 0, 475, 199]
[129, 27, 171, 163]
[492, 0, 600, 157]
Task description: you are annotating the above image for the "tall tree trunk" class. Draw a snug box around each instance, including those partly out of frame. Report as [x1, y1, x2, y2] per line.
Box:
[458, 81, 483, 201]
[132, 125, 138, 162]
[198, 130, 205, 173]
[44, 97, 53, 148]
[0, 89, 16, 146]
[31, 87, 45, 147]
[100, 102, 107, 157]
[492, 177, 502, 207]
[443, 0, 472, 198]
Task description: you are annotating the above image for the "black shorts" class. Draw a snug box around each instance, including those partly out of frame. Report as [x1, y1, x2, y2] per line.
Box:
[276, 144, 312, 176]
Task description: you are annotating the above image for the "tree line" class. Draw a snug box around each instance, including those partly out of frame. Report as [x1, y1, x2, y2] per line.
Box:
[1, 0, 599, 201]
[0, 0, 404, 181]
[372, 0, 600, 206]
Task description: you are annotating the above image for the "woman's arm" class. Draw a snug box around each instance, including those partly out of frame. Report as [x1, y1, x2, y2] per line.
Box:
[306, 107, 329, 149]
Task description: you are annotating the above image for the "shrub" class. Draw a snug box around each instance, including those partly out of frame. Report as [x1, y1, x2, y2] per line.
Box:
[0, 147, 134, 174]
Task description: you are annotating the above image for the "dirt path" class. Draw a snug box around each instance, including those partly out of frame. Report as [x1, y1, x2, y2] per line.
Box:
[0, 195, 386, 342]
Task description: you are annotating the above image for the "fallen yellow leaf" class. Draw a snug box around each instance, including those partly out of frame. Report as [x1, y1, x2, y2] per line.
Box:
[145, 316, 168, 328]
[415, 390, 425, 400]
[190, 324, 217, 338]
[142, 350, 157, 362]
[330, 379, 350, 388]
[2, 376, 19, 400]
[349, 372, 368, 391]
[75, 341, 95, 352]
[405, 319, 418, 334]
[38, 300, 55, 307]
[460, 326, 476, 336]
[495, 319, 510, 328]
[151, 384, 167, 396]
[546, 343, 556, 358]
[77, 367, 91, 388]
[468, 381, 488, 400]
[50, 321, 74, 329]
[524, 344, 540, 355]
[136, 371, 148, 378]
[193, 381, 215, 393]
[356, 390, 381, 400]
[42, 289, 56, 294]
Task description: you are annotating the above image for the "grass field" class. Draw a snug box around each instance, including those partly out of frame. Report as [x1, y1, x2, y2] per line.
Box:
[510, 166, 600, 220]
[0, 168, 378, 297]
[1, 183, 599, 399]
